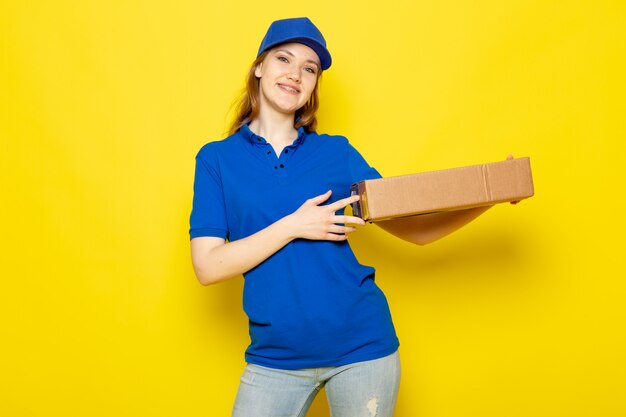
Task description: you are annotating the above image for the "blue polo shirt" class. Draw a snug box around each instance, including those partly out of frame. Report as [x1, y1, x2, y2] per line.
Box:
[189, 122, 399, 370]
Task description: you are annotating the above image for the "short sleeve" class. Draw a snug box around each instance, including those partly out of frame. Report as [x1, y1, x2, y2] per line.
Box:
[346, 141, 383, 184]
[189, 145, 229, 240]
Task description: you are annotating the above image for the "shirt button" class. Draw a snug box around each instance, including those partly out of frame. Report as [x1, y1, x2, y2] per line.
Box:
[257, 137, 261, 142]
[285, 149, 289, 153]
[279, 164, 284, 168]
[274, 166, 277, 169]
[267, 151, 271, 154]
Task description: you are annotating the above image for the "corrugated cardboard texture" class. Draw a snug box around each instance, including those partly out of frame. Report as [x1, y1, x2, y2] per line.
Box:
[351, 157, 534, 222]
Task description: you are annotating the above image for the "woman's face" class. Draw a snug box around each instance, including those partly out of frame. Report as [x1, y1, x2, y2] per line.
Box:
[254, 42, 321, 116]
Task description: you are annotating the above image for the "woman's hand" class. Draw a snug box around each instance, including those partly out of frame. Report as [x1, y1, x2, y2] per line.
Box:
[284, 190, 366, 241]
[191, 190, 363, 284]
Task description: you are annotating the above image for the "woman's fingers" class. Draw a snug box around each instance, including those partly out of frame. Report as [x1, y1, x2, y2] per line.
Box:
[306, 190, 332, 206]
[306, 191, 360, 214]
[292, 191, 366, 241]
[325, 196, 366, 228]
[331, 214, 366, 226]
[326, 194, 361, 212]
[326, 233, 350, 241]
[324, 226, 357, 240]
[328, 224, 357, 234]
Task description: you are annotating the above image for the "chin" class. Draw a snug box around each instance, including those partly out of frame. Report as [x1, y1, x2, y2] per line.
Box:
[275, 101, 304, 114]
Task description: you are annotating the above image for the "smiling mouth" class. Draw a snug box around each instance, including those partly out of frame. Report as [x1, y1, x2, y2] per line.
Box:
[278, 84, 300, 94]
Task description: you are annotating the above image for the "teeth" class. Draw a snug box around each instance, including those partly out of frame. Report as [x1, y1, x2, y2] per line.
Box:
[280, 84, 298, 93]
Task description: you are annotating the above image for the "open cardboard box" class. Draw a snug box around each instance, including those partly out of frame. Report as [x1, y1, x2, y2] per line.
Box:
[350, 157, 534, 222]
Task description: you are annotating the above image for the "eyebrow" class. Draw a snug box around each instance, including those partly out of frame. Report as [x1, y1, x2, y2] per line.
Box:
[275, 49, 320, 68]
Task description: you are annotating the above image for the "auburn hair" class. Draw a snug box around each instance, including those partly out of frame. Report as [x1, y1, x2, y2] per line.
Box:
[225, 48, 324, 137]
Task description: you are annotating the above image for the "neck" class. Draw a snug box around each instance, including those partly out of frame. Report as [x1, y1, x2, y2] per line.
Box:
[248, 108, 298, 146]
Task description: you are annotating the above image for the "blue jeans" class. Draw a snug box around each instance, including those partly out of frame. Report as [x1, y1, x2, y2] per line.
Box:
[232, 350, 400, 417]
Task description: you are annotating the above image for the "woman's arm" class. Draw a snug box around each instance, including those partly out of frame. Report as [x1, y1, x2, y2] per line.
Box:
[374, 205, 493, 245]
[191, 190, 365, 286]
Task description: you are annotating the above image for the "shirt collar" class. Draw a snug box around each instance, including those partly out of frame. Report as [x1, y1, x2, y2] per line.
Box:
[239, 122, 307, 147]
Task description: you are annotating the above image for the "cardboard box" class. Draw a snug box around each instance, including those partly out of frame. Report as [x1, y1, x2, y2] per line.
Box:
[350, 157, 534, 222]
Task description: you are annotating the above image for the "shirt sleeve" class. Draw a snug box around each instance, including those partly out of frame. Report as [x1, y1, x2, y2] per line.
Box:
[189, 145, 229, 240]
[346, 140, 383, 185]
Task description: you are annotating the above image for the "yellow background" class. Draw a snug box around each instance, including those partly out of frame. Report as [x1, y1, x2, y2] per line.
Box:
[1, 1, 625, 416]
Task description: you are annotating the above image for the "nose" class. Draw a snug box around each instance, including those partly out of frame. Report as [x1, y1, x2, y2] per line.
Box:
[287, 66, 301, 83]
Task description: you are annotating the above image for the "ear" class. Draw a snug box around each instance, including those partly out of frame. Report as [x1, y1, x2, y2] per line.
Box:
[254, 62, 263, 78]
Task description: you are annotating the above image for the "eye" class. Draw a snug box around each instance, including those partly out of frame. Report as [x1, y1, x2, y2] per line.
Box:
[276, 55, 317, 74]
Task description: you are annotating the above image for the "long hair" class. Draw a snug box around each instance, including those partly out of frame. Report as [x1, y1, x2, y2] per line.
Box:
[225, 48, 324, 137]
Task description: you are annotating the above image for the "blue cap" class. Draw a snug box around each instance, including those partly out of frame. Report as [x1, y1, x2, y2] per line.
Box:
[257, 17, 332, 70]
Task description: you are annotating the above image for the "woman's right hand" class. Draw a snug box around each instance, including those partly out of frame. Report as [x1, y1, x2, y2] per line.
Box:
[284, 190, 366, 241]
[191, 190, 364, 285]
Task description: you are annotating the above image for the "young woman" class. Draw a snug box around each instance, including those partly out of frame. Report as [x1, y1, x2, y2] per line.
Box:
[190, 17, 495, 417]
